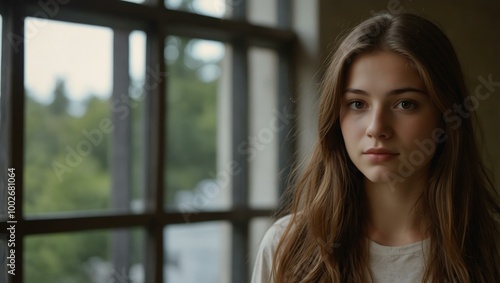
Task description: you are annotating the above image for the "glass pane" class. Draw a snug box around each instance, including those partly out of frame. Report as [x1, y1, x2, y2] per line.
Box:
[249, 217, 273, 274]
[164, 221, 231, 283]
[25, 229, 145, 283]
[248, 47, 279, 208]
[165, 36, 231, 212]
[129, 30, 147, 213]
[24, 18, 146, 215]
[165, 0, 238, 19]
[248, 0, 278, 27]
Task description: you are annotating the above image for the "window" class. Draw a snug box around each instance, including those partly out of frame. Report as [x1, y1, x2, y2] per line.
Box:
[0, 1, 295, 282]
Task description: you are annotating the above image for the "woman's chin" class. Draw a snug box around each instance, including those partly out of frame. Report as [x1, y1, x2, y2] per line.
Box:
[362, 170, 403, 185]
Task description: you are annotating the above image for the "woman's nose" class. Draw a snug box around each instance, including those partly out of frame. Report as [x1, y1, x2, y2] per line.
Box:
[365, 106, 393, 139]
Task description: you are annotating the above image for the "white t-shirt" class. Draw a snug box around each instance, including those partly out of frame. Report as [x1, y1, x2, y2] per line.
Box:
[251, 215, 431, 283]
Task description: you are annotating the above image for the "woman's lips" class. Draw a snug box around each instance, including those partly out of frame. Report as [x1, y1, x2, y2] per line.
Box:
[363, 148, 399, 162]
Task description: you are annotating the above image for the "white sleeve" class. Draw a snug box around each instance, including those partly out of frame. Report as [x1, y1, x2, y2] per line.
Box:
[251, 215, 292, 283]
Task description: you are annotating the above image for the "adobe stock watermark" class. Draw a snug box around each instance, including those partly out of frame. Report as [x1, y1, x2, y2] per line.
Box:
[178, 105, 295, 222]
[51, 64, 167, 182]
[85, 257, 140, 283]
[384, 74, 499, 187]
[107, 268, 134, 283]
[443, 74, 500, 129]
[9, 0, 71, 54]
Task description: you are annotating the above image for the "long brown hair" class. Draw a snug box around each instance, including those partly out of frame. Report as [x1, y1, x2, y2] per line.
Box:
[273, 13, 500, 282]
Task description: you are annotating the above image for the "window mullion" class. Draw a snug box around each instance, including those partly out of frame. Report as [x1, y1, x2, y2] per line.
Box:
[2, 3, 26, 283]
[277, 0, 291, 29]
[231, 39, 250, 282]
[232, 0, 247, 21]
[111, 27, 132, 278]
[144, 22, 166, 283]
[277, 0, 295, 210]
[277, 47, 296, 210]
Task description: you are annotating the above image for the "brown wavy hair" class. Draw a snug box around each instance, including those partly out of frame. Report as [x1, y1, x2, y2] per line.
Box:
[272, 13, 500, 282]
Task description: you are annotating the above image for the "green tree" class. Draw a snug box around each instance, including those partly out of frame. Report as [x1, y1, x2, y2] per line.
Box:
[24, 21, 221, 283]
[49, 78, 70, 116]
[24, 84, 110, 282]
[165, 36, 219, 208]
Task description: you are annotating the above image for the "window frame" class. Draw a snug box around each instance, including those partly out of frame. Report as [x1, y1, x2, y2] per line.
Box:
[0, 0, 296, 282]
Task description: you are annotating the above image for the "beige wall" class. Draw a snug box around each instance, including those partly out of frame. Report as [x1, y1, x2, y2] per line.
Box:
[293, 0, 500, 189]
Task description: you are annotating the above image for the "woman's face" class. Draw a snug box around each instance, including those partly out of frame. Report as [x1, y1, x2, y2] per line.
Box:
[339, 51, 442, 186]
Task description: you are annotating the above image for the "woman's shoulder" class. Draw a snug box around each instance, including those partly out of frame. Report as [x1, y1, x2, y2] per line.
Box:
[251, 215, 293, 283]
[259, 214, 293, 251]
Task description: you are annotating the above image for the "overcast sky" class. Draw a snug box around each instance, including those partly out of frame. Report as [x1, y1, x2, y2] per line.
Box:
[24, 0, 226, 104]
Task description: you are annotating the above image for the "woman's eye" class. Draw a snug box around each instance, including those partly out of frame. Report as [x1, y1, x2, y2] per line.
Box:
[397, 100, 416, 110]
[349, 101, 365, 110]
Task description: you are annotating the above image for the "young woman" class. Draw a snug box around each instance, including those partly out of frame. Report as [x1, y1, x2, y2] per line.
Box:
[252, 13, 500, 282]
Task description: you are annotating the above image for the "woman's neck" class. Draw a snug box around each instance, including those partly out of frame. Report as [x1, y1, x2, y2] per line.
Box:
[363, 175, 429, 246]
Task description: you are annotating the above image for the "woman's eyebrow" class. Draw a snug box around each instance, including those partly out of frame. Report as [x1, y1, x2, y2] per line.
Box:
[343, 87, 427, 95]
[388, 87, 427, 95]
[344, 88, 368, 95]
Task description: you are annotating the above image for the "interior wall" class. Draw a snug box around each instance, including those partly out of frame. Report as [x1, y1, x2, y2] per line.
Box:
[312, 0, 500, 190]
